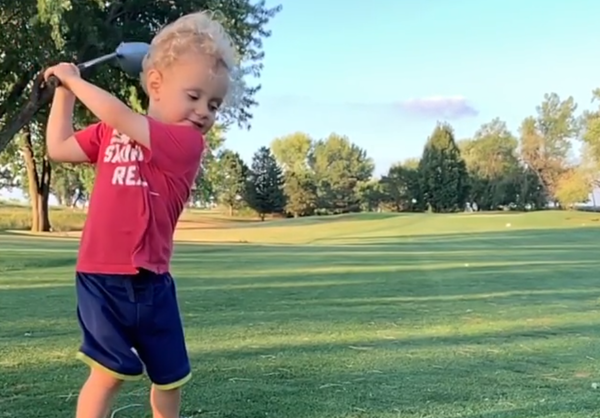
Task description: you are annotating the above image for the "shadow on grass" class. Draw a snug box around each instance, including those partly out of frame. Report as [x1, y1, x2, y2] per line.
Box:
[2, 226, 600, 417]
[1, 323, 599, 418]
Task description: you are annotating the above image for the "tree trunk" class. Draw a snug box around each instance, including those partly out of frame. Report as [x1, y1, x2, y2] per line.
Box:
[72, 190, 84, 208]
[21, 125, 51, 232]
[229, 205, 233, 216]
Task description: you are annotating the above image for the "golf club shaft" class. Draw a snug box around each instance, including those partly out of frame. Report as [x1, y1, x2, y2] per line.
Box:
[46, 52, 117, 89]
[78, 52, 118, 71]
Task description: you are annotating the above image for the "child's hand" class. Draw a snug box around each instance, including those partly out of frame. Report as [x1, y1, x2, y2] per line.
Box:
[44, 63, 80, 88]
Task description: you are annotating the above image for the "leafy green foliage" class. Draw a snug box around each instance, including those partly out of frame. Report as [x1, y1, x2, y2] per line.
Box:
[192, 126, 226, 206]
[519, 93, 579, 201]
[283, 171, 317, 217]
[380, 161, 420, 212]
[309, 134, 374, 214]
[555, 168, 591, 208]
[212, 149, 248, 216]
[270, 132, 312, 173]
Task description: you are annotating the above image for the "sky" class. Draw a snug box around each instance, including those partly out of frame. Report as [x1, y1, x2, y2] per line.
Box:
[3, 0, 600, 203]
[226, 0, 600, 177]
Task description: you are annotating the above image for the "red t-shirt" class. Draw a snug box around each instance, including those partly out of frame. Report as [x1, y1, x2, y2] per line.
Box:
[74, 117, 204, 274]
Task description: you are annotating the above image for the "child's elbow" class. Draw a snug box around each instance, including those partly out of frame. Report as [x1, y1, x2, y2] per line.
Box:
[46, 136, 90, 163]
[47, 148, 62, 162]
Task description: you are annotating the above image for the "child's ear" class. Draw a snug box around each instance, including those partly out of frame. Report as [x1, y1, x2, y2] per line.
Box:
[145, 69, 163, 100]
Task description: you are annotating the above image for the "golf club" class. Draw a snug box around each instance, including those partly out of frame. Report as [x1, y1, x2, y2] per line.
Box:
[45, 42, 150, 89]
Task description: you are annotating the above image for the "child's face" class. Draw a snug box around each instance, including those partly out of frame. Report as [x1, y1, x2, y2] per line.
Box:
[145, 52, 229, 134]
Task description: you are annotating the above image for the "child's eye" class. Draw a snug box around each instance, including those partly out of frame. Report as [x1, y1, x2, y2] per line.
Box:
[187, 93, 199, 101]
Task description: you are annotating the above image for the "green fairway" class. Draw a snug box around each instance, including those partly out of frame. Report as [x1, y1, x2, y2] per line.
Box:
[1, 211, 600, 417]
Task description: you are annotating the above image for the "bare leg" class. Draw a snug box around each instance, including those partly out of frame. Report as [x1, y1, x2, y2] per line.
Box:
[150, 385, 182, 418]
[76, 368, 123, 418]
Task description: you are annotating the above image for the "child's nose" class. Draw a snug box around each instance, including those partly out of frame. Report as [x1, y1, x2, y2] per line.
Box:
[194, 103, 211, 118]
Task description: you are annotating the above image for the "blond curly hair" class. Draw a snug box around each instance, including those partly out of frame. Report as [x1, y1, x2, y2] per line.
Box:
[141, 11, 238, 94]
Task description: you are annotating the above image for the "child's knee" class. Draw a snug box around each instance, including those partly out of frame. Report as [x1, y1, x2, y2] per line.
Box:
[151, 384, 182, 395]
[87, 368, 124, 392]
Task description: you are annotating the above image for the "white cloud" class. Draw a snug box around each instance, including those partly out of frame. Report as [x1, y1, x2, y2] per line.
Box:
[399, 96, 479, 120]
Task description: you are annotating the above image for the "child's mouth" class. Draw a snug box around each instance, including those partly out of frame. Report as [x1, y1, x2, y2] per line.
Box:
[187, 119, 203, 130]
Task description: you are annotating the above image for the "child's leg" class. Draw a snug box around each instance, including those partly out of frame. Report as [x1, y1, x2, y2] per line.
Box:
[76, 368, 123, 418]
[134, 271, 192, 418]
[150, 385, 182, 418]
[75, 272, 146, 418]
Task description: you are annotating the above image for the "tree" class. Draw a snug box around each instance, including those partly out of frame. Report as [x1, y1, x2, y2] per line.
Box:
[51, 164, 90, 207]
[309, 134, 374, 214]
[0, 137, 22, 191]
[580, 88, 600, 187]
[270, 132, 313, 174]
[283, 171, 317, 217]
[356, 179, 385, 212]
[191, 126, 226, 207]
[418, 123, 469, 212]
[555, 168, 591, 208]
[459, 118, 521, 209]
[246, 146, 285, 220]
[0, 0, 282, 153]
[21, 123, 52, 231]
[519, 93, 579, 203]
[380, 161, 420, 212]
[213, 150, 248, 216]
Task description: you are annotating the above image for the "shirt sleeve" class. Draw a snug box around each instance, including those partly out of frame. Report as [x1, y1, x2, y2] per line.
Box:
[143, 117, 205, 175]
[74, 122, 106, 163]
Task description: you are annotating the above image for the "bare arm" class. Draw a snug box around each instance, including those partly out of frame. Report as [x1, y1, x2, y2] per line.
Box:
[46, 88, 90, 163]
[65, 77, 150, 149]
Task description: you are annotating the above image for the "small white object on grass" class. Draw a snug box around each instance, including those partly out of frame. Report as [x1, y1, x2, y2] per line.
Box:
[109, 404, 143, 418]
[592, 382, 598, 389]
[506, 223, 511, 227]
[464, 263, 469, 267]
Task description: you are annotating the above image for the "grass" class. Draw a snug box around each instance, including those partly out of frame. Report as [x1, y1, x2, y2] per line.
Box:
[1, 210, 600, 417]
[0, 202, 87, 232]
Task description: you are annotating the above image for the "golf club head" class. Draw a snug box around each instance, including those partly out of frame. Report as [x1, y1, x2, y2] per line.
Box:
[115, 42, 150, 76]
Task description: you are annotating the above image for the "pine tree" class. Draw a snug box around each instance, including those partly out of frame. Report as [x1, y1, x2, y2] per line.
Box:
[418, 123, 469, 212]
[246, 146, 286, 220]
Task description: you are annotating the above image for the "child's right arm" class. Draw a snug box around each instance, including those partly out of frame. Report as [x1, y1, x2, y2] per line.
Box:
[46, 87, 102, 163]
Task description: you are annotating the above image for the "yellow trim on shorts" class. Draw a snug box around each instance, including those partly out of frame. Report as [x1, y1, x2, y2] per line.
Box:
[76, 352, 144, 381]
[152, 373, 192, 390]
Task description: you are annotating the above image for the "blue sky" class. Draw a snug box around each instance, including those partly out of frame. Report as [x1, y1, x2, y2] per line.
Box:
[226, 0, 600, 176]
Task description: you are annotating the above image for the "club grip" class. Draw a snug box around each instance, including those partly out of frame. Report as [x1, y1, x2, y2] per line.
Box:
[46, 75, 62, 89]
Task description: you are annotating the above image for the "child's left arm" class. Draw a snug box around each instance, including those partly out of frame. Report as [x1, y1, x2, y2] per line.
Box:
[45, 62, 151, 150]
[66, 77, 151, 150]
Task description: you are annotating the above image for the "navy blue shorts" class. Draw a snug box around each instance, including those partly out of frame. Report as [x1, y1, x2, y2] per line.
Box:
[75, 270, 191, 389]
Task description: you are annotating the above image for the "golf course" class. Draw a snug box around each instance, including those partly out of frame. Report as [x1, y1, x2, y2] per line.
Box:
[1, 209, 600, 418]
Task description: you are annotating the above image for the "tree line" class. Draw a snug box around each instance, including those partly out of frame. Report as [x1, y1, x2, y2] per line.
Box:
[196, 91, 600, 219]
[3, 90, 600, 228]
